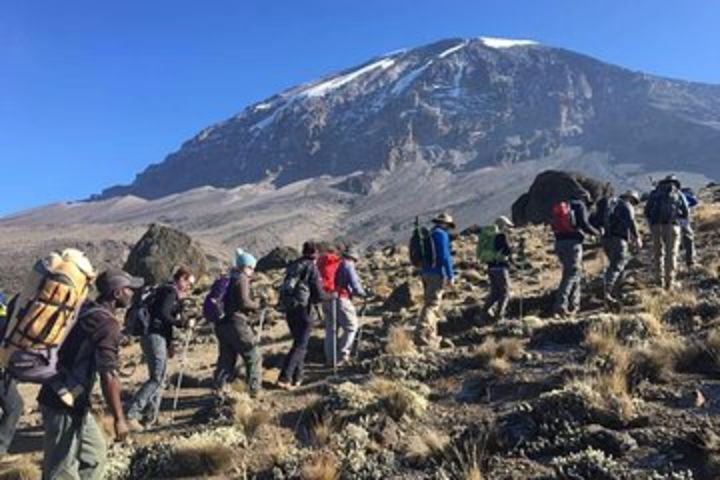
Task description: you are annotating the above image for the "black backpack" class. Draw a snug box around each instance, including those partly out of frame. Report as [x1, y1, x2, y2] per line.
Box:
[646, 184, 682, 225]
[409, 218, 436, 268]
[124, 286, 157, 337]
[279, 260, 312, 310]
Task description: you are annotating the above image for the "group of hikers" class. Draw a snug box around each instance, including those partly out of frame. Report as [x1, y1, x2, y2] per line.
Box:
[0, 173, 699, 479]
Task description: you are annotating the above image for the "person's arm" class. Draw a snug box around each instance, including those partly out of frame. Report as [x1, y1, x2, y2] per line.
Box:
[347, 263, 366, 298]
[158, 288, 183, 327]
[576, 203, 600, 237]
[239, 274, 260, 312]
[625, 204, 640, 241]
[95, 320, 128, 441]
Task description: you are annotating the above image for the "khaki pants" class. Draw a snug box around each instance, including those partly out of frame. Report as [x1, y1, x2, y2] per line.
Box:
[415, 275, 445, 348]
[323, 297, 360, 363]
[651, 224, 681, 289]
[41, 406, 106, 480]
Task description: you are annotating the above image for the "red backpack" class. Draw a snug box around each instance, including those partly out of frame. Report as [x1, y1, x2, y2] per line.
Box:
[551, 201, 577, 234]
[317, 253, 341, 294]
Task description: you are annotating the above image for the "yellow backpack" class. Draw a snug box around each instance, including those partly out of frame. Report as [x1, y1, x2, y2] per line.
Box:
[0, 249, 96, 382]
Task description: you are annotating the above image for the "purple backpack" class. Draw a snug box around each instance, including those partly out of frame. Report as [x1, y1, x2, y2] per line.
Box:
[203, 275, 230, 323]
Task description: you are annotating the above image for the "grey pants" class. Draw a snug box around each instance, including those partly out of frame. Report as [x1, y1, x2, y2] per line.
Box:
[554, 239, 583, 313]
[483, 267, 510, 321]
[41, 406, 106, 480]
[323, 298, 360, 363]
[681, 223, 696, 267]
[213, 318, 261, 393]
[603, 237, 630, 297]
[127, 333, 168, 424]
[0, 373, 23, 454]
[415, 275, 445, 348]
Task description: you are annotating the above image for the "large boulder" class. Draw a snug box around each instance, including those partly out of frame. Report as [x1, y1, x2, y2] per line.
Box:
[382, 279, 423, 312]
[511, 170, 613, 226]
[124, 224, 208, 285]
[255, 246, 299, 273]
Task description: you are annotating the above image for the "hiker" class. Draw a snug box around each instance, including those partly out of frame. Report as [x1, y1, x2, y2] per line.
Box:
[277, 241, 329, 390]
[38, 269, 143, 480]
[552, 191, 600, 317]
[644, 175, 689, 290]
[317, 244, 343, 366]
[126, 267, 195, 430]
[599, 191, 642, 306]
[681, 187, 699, 270]
[415, 213, 456, 349]
[0, 295, 23, 459]
[326, 246, 367, 365]
[478, 216, 514, 322]
[213, 250, 262, 397]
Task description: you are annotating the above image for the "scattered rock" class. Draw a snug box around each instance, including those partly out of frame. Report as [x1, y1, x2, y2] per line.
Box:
[256, 246, 299, 272]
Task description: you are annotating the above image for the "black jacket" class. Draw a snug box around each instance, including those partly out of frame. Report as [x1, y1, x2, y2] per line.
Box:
[147, 283, 183, 342]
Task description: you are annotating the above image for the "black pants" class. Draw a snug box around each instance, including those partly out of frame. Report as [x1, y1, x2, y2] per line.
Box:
[279, 307, 315, 385]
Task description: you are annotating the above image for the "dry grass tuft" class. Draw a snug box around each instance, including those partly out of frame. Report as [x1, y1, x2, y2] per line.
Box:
[301, 453, 340, 480]
[234, 401, 271, 438]
[368, 378, 428, 420]
[385, 326, 417, 356]
[310, 413, 336, 447]
[169, 441, 235, 477]
[630, 334, 686, 383]
[0, 463, 41, 480]
[584, 321, 620, 356]
[640, 289, 697, 328]
[406, 429, 450, 460]
[477, 336, 525, 374]
[694, 204, 720, 233]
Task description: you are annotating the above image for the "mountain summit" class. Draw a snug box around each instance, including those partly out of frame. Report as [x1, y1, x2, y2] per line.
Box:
[98, 36, 720, 200]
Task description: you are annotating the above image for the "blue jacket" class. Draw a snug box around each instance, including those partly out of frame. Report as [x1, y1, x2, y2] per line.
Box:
[422, 226, 455, 280]
[335, 260, 366, 299]
[683, 191, 698, 209]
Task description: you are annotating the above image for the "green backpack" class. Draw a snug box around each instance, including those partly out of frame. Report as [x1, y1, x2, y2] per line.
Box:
[476, 226, 507, 264]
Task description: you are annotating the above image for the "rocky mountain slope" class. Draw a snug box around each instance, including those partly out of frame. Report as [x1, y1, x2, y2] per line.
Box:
[98, 37, 720, 200]
[6, 185, 720, 479]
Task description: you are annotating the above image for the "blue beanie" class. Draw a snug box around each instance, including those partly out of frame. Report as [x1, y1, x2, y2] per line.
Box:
[234, 248, 257, 269]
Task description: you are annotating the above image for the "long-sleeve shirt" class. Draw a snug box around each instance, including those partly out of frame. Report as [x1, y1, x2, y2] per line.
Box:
[223, 271, 259, 322]
[605, 199, 640, 242]
[487, 232, 512, 269]
[335, 260, 366, 299]
[555, 201, 600, 242]
[422, 226, 455, 280]
[148, 283, 183, 342]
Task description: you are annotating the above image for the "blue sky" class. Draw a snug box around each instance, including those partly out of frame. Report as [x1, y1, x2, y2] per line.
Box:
[2, 0, 719, 216]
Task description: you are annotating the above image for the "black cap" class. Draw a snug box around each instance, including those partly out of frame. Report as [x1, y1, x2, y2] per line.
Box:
[96, 269, 144, 296]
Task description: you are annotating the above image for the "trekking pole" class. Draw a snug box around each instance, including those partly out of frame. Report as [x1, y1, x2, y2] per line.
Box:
[171, 320, 195, 421]
[332, 297, 338, 376]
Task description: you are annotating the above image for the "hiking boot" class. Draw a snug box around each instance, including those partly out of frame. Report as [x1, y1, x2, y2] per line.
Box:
[553, 308, 571, 319]
[276, 380, 295, 391]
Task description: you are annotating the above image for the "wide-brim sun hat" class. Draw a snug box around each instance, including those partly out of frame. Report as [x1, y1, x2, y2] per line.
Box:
[431, 212, 456, 229]
[621, 190, 641, 205]
[495, 215, 515, 229]
[343, 246, 361, 261]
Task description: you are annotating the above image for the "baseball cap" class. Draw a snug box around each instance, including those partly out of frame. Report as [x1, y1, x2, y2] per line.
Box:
[96, 269, 144, 296]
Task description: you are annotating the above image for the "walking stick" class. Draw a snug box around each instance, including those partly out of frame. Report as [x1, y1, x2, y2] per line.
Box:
[171, 321, 195, 421]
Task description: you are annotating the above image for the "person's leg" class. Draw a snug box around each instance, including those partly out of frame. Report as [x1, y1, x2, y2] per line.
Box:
[232, 318, 261, 395]
[651, 225, 664, 287]
[337, 298, 359, 360]
[682, 223, 696, 268]
[415, 275, 444, 348]
[41, 405, 81, 480]
[554, 240, 576, 313]
[0, 375, 24, 455]
[127, 334, 167, 424]
[666, 225, 681, 289]
[483, 268, 500, 317]
[291, 309, 314, 385]
[568, 243, 583, 312]
[604, 238, 628, 298]
[213, 323, 239, 390]
[76, 413, 107, 480]
[495, 268, 511, 321]
[279, 310, 302, 383]
[322, 299, 336, 365]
